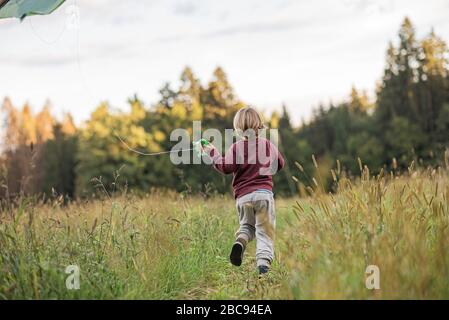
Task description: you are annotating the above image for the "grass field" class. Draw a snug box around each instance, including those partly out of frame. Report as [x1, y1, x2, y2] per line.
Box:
[1, 167, 449, 299]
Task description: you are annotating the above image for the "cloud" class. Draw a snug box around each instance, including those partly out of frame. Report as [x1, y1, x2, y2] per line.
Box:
[202, 21, 295, 37]
[342, 0, 396, 15]
[2, 40, 132, 68]
[153, 33, 188, 43]
[173, 1, 197, 16]
[200, 18, 314, 39]
[111, 13, 145, 25]
[7, 54, 75, 67]
[148, 18, 313, 44]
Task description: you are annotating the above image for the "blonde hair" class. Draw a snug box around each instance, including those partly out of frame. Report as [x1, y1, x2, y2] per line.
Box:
[233, 106, 265, 138]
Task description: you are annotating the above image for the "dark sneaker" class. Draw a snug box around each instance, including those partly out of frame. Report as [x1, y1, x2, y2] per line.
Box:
[258, 265, 270, 275]
[230, 240, 245, 266]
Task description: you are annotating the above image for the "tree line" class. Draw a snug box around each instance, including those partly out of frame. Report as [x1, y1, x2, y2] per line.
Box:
[1, 18, 448, 199]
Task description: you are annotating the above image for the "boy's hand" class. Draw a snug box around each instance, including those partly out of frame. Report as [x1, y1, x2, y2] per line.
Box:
[201, 143, 215, 154]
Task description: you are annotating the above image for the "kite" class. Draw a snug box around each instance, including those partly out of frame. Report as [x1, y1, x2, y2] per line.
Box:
[0, 0, 66, 21]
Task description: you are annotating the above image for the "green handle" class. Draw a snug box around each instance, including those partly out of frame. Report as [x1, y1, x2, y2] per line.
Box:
[193, 139, 210, 157]
[199, 139, 209, 146]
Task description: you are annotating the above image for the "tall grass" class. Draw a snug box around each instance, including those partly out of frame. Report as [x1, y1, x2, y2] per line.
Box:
[0, 164, 448, 299]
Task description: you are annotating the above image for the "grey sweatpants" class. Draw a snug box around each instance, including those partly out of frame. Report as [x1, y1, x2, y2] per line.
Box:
[235, 191, 276, 267]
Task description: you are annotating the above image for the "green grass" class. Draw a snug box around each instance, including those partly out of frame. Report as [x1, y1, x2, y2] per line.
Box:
[1, 168, 449, 299]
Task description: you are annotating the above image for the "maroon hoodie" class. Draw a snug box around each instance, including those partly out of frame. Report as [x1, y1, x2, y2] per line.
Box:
[208, 137, 285, 199]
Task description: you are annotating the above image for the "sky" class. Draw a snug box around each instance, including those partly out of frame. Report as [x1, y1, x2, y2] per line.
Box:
[1, 0, 449, 125]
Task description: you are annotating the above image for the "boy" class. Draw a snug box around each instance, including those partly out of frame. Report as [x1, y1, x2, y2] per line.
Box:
[202, 106, 285, 274]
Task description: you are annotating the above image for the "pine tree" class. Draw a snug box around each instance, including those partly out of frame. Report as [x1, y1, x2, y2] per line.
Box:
[158, 82, 177, 109]
[179, 67, 202, 109]
[417, 29, 449, 153]
[376, 17, 425, 166]
[2, 97, 20, 149]
[42, 119, 78, 198]
[376, 42, 400, 126]
[1, 98, 22, 196]
[20, 104, 36, 146]
[396, 17, 420, 118]
[349, 86, 371, 113]
[61, 113, 77, 136]
[208, 67, 236, 108]
[18, 104, 36, 194]
[35, 102, 55, 143]
[275, 104, 297, 195]
[203, 67, 242, 125]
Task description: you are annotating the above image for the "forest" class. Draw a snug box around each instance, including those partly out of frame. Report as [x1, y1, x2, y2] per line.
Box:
[1, 17, 449, 200]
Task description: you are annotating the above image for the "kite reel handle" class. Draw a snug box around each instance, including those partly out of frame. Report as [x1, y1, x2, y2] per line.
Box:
[193, 138, 212, 157]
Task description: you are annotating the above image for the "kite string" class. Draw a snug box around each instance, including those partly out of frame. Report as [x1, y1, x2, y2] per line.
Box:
[27, 10, 66, 44]
[115, 133, 194, 156]
[26, 0, 96, 104]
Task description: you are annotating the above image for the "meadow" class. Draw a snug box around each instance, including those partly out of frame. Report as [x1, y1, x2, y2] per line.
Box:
[1, 165, 449, 299]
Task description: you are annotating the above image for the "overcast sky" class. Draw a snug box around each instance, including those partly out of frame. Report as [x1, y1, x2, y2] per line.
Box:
[1, 0, 449, 125]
